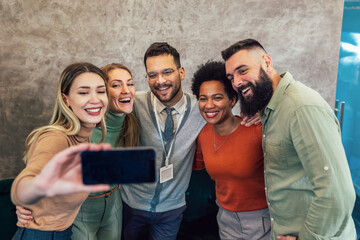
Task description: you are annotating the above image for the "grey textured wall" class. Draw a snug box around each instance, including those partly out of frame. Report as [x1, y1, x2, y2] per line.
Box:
[0, 0, 344, 179]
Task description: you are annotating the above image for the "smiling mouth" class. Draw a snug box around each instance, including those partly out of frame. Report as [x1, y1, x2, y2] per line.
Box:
[159, 86, 170, 91]
[205, 111, 218, 118]
[119, 97, 131, 103]
[85, 108, 101, 113]
[242, 86, 251, 95]
[156, 83, 171, 92]
[85, 107, 102, 116]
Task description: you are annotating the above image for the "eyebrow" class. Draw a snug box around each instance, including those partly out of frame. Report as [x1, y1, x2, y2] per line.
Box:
[227, 65, 247, 78]
[110, 78, 133, 82]
[199, 93, 224, 97]
[148, 68, 174, 73]
[234, 65, 247, 72]
[77, 85, 106, 89]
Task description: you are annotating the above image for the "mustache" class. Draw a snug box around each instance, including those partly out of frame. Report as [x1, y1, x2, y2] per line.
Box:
[155, 83, 172, 89]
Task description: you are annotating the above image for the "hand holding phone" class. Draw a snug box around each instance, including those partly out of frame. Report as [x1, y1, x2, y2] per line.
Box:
[81, 147, 156, 184]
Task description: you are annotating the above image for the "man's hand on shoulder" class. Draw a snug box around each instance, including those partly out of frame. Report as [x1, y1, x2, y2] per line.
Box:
[240, 112, 262, 127]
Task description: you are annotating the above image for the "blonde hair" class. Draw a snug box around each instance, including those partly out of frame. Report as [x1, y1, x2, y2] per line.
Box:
[24, 62, 108, 162]
[101, 63, 140, 147]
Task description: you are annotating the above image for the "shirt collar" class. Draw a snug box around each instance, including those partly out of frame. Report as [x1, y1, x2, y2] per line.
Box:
[151, 92, 187, 115]
[261, 72, 294, 121]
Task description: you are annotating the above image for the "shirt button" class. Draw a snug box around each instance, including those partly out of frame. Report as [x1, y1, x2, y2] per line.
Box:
[324, 166, 329, 171]
[271, 218, 274, 221]
[263, 134, 266, 138]
[264, 152, 267, 156]
[265, 187, 267, 191]
[267, 202, 271, 206]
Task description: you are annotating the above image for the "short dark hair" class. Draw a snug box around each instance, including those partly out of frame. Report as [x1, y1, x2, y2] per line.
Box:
[143, 42, 181, 69]
[191, 60, 238, 104]
[221, 39, 267, 61]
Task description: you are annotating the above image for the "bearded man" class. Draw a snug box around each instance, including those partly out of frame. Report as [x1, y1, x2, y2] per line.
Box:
[222, 38, 357, 240]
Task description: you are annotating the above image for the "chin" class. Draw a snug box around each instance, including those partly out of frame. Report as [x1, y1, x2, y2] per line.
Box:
[202, 116, 219, 125]
[81, 121, 100, 128]
[119, 107, 133, 114]
[122, 109, 133, 114]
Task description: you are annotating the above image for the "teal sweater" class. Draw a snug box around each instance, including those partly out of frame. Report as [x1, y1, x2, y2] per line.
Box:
[88, 111, 126, 197]
[91, 110, 125, 147]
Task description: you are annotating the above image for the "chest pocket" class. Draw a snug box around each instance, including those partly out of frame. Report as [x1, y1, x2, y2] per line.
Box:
[265, 140, 288, 170]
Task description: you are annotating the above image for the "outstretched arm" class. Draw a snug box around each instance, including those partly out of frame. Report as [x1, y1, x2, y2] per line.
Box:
[14, 143, 111, 205]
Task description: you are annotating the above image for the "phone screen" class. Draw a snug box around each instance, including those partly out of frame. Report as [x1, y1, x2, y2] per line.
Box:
[81, 147, 156, 184]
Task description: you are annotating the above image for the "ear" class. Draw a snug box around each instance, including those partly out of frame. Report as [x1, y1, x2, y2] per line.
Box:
[262, 54, 273, 73]
[61, 93, 70, 107]
[178, 66, 185, 81]
[230, 95, 237, 108]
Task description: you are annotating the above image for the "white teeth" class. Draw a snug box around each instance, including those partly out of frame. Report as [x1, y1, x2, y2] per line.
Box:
[86, 108, 100, 113]
[206, 112, 217, 117]
[119, 98, 131, 102]
[159, 87, 169, 91]
[242, 87, 250, 94]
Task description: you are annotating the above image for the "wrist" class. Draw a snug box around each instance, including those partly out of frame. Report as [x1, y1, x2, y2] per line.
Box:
[32, 177, 48, 198]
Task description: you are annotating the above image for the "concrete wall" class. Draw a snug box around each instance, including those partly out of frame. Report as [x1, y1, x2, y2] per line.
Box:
[0, 0, 344, 179]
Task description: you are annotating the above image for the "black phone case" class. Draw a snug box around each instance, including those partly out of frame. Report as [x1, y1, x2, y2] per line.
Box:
[81, 148, 156, 184]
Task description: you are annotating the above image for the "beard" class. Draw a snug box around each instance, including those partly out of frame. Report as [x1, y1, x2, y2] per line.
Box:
[238, 68, 273, 116]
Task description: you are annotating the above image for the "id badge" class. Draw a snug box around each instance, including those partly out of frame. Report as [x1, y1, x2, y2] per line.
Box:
[160, 164, 173, 183]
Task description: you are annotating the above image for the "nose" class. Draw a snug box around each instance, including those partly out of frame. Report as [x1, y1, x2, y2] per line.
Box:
[205, 99, 215, 109]
[233, 75, 244, 90]
[89, 92, 101, 103]
[157, 74, 166, 84]
[121, 84, 130, 94]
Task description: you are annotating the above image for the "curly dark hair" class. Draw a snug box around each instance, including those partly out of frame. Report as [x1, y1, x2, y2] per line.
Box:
[191, 60, 238, 104]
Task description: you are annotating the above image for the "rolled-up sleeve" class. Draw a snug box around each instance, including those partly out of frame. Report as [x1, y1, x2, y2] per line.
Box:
[290, 105, 356, 239]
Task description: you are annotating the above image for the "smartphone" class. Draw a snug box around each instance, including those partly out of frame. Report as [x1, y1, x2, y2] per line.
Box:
[81, 147, 156, 185]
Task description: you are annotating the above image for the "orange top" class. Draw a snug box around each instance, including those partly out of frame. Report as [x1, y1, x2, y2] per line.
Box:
[11, 130, 90, 231]
[194, 118, 267, 212]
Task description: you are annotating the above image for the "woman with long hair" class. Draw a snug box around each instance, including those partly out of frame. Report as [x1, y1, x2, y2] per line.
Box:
[11, 62, 110, 239]
[16, 63, 140, 240]
[71, 63, 140, 240]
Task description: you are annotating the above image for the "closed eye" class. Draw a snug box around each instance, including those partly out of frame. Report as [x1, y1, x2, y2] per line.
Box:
[227, 75, 234, 82]
[163, 69, 175, 76]
[147, 73, 158, 79]
[236, 68, 247, 75]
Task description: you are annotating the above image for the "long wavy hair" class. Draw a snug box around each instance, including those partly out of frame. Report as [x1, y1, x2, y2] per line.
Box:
[24, 62, 108, 162]
[101, 63, 140, 147]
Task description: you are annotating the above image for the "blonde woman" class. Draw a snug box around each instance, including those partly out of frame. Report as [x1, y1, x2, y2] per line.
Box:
[16, 63, 141, 240]
[11, 62, 110, 240]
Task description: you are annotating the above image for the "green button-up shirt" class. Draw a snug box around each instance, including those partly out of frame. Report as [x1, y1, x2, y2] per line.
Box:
[261, 72, 356, 240]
